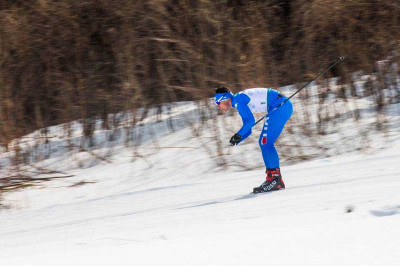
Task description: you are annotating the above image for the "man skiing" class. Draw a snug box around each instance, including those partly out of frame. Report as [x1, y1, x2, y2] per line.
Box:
[214, 86, 293, 194]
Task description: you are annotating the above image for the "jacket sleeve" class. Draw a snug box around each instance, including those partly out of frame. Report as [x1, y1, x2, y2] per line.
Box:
[235, 94, 255, 142]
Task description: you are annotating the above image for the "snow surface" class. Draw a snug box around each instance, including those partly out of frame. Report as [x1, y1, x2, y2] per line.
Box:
[1, 95, 400, 265]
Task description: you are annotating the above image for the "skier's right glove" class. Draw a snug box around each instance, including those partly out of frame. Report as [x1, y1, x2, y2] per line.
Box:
[229, 133, 242, 146]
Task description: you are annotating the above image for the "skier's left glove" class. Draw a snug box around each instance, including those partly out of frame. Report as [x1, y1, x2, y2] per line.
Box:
[229, 133, 242, 146]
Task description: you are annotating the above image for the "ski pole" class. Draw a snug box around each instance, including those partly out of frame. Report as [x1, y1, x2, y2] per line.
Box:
[252, 56, 345, 128]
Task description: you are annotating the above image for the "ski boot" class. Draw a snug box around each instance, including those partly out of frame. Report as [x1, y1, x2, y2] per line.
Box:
[253, 168, 285, 194]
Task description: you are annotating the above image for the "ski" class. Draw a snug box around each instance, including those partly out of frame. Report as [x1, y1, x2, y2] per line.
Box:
[251, 188, 285, 195]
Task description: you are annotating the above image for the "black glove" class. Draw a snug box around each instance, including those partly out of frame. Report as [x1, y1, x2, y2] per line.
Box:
[229, 133, 242, 146]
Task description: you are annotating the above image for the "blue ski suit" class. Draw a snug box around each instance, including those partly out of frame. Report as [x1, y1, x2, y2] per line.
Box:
[232, 88, 293, 168]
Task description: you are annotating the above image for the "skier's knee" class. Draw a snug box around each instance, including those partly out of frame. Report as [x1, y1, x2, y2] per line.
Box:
[259, 137, 275, 148]
[259, 135, 268, 147]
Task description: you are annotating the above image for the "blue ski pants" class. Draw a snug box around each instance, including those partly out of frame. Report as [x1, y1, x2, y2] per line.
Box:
[259, 98, 293, 169]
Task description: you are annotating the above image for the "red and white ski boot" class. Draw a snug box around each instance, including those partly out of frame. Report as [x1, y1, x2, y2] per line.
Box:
[253, 168, 285, 194]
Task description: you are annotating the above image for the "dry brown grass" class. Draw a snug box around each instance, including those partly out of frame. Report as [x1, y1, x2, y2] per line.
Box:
[0, 0, 399, 181]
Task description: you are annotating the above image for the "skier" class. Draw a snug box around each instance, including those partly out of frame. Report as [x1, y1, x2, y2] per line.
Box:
[214, 86, 293, 193]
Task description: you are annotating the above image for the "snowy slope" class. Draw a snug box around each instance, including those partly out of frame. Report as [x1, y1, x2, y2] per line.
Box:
[1, 87, 400, 265]
[1, 127, 400, 266]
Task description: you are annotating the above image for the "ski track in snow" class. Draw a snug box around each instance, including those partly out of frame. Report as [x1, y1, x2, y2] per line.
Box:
[1, 147, 400, 266]
[1, 102, 400, 265]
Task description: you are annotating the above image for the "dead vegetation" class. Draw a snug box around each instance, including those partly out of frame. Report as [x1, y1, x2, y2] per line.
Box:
[0, 0, 399, 189]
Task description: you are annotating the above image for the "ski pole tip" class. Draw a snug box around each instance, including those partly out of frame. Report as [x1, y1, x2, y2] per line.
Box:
[339, 56, 345, 61]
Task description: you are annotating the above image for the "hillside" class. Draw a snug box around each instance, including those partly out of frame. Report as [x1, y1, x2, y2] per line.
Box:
[0, 99, 399, 266]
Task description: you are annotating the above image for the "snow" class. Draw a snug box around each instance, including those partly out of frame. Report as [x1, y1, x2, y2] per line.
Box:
[1, 95, 400, 265]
